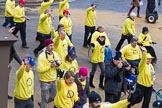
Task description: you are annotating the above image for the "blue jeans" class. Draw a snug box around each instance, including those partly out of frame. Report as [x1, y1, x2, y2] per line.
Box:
[14, 97, 34, 108]
[40, 81, 56, 108]
[90, 62, 105, 76]
[2, 16, 14, 27]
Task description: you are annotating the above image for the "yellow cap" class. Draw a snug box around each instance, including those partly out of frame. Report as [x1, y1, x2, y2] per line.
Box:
[147, 53, 154, 59]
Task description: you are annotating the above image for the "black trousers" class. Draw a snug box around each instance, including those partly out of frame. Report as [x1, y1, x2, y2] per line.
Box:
[105, 92, 121, 103]
[83, 26, 95, 46]
[34, 32, 51, 53]
[14, 97, 34, 108]
[9, 45, 22, 64]
[128, 83, 152, 108]
[2, 16, 14, 28]
[144, 46, 157, 63]
[12, 21, 27, 46]
[115, 34, 133, 51]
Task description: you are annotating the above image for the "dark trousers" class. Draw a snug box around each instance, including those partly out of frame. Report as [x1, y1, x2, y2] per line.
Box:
[129, 83, 152, 108]
[128, 5, 140, 15]
[105, 92, 121, 103]
[144, 46, 157, 63]
[90, 62, 105, 76]
[14, 97, 34, 108]
[127, 59, 140, 74]
[12, 21, 27, 46]
[83, 26, 95, 47]
[9, 45, 22, 64]
[2, 16, 14, 28]
[34, 32, 51, 53]
[115, 34, 133, 51]
[59, 16, 63, 21]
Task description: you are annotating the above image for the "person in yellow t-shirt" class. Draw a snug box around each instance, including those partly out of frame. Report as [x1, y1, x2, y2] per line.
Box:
[127, 47, 155, 108]
[138, 27, 157, 64]
[33, 9, 53, 57]
[2, 0, 15, 28]
[53, 29, 73, 61]
[83, 3, 96, 48]
[115, 12, 136, 51]
[83, 91, 130, 108]
[12, 0, 30, 48]
[59, 0, 69, 21]
[14, 56, 36, 108]
[90, 36, 105, 90]
[59, 47, 78, 74]
[54, 70, 79, 108]
[60, 9, 73, 41]
[37, 39, 61, 108]
[120, 37, 142, 74]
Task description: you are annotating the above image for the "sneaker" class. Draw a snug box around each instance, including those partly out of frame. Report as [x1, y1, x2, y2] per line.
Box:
[38, 102, 41, 107]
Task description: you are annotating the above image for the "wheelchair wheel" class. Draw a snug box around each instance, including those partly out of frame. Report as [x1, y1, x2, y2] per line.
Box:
[88, 46, 93, 62]
[156, 89, 162, 100]
[146, 14, 157, 24]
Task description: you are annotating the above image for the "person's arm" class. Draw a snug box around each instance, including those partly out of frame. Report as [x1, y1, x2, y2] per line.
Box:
[137, 33, 143, 44]
[66, 36, 73, 47]
[13, 7, 21, 19]
[86, 7, 93, 15]
[16, 64, 25, 81]
[120, 46, 127, 61]
[37, 55, 51, 73]
[110, 99, 130, 108]
[56, 78, 62, 91]
[53, 36, 60, 48]
[138, 48, 147, 71]
[126, 19, 135, 35]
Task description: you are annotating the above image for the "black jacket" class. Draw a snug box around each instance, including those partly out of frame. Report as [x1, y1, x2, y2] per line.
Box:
[104, 60, 131, 95]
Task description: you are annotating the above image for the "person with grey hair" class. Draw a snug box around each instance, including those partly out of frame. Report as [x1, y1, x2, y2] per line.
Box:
[115, 12, 136, 51]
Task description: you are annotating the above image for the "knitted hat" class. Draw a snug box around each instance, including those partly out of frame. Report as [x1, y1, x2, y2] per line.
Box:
[79, 66, 88, 76]
[114, 51, 122, 60]
[44, 39, 53, 46]
[19, 0, 26, 4]
[89, 91, 101, 103]
[63, 9, 70, 15]
[142, 27, 149, 33]
[68, 47, 77, 59]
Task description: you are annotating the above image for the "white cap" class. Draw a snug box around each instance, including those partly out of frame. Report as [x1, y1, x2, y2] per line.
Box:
[130, 12, 136, 17]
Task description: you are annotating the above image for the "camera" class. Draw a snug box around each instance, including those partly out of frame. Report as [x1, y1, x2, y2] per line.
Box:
[52, 60, 61, 66]
[122, 61, 129, 67]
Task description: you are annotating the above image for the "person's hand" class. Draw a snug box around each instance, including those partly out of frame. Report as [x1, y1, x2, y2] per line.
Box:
[117, 62, 123, 69]
[125, 63, 131, 70]
[140, 46, 146, 51]
[57, 69, 65, 78]
[51, 62, 57, 68]
[23, 56, 29, 65]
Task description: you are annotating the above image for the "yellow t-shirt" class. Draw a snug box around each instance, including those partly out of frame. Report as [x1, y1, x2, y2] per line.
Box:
[137, 51, 154, 87]
[60, 16, 72, 35]
[138, 33, 152, 46]
[54, 78, 79, 108]
[59, 59, 79, 74]
[37, 13, 52, 34]
[91, 41, 105, 63]
[37, 51, 60, 82]
[4, 0, 15, 17]
[85, 7, 96, 27]
[59, 0, 69, 17]
[120, 44, 142, 61]
[13, 5, 25, 23]
[122, 18, 135, 35]
[14, 65, 34, 100]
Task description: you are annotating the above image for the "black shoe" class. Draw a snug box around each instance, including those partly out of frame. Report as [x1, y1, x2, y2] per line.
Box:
[8, 95, 13, 99]
[38, 102, 41, 107]
[90, 83, 95, 88]
[22, 45, 29, 49]
[33, 50, 38, 58]
[99, 84, 104, 90]
[83, 45, 89, 48]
